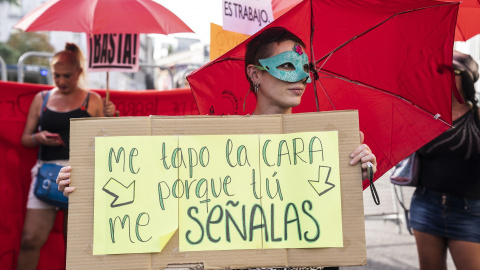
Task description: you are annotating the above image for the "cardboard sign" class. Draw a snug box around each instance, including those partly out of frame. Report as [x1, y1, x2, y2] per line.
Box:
[67, 111, 366, 269]
[87, 33, 140, 72]
[93, 132, 342, 255]
[223, 0, 274, 35]
[210, 23, 250, 61]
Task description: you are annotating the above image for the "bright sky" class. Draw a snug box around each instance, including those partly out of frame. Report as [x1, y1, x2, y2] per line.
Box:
[154, 0, 223, 43]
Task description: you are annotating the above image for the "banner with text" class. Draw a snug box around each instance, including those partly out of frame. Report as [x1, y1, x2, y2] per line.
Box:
[223, 0, 274, 35]
[87, 33, 140, 72]
[93, 132, 342, 255]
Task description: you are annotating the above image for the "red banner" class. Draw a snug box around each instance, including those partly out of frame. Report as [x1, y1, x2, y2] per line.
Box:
[0, 81, 198, 269]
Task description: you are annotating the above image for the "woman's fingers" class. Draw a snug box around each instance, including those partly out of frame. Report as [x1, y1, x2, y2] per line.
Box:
[350, 144, 377, 180]
[349, 144, 371, 164]
[63, 186, 76, 197]
[57, 166, 73, 195]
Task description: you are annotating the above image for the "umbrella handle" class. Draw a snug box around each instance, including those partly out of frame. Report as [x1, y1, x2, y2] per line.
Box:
[367, 163, 380, 205]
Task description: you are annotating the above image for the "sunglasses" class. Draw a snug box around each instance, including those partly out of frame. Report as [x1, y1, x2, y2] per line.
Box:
[252, 27, 287, 59]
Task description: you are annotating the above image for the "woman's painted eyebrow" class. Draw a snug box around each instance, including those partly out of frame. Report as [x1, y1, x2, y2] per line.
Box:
[53, 73, 72, 77]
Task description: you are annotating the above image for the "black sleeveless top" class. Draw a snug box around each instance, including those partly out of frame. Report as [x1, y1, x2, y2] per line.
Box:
[417, 109, 480, 199]
[38, 91, 92, 161]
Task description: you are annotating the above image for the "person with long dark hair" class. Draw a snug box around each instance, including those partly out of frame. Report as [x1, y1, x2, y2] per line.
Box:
[410, 51, 480, 269]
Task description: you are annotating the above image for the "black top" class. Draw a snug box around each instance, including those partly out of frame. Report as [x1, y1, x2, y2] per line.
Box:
[38, 91, 92, 161]
[418, 109, 480, 199]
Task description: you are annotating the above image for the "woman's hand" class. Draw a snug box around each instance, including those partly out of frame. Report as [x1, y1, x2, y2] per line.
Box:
[103, 99, 117, 117]
[33, 131, 64, 147]
[350, 131, 377, 180]
[56, 166, 76, 197]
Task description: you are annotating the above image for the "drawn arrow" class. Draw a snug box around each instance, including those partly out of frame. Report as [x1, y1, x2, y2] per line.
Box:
[102, 177, 135, 208]
[308, 165, 335, 196]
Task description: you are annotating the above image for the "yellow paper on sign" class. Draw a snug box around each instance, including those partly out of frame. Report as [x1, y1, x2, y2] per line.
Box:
[259, 131, 343, 249]
[178, 134, 262, 251]
[93, 136, 179, 255]
[210, 23, 250, 61]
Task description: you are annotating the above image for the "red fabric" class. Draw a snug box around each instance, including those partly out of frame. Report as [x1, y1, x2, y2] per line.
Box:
[14, 0, 193, 34]
[274, 0, 480, 42]
[0, 81, 198, 269]
[441, 0, 480, 41]
[271, 0, 302, 18]
[187, 0, 458, 190]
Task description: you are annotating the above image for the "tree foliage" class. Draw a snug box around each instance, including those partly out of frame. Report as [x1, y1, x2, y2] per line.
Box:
[0, 31, 55, 65]
[0, 0, 20, 5]
[0, 42, 19, 64]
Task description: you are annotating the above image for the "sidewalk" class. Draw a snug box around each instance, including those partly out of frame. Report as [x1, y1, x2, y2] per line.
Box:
[340, 172, 456, 270]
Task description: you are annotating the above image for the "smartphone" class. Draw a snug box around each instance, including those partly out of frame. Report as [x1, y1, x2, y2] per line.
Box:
[46, 134, 65, 146]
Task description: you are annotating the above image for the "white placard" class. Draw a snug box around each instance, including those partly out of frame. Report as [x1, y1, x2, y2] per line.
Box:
[87, 33, 140, 72]
[222, 0, 274, 35]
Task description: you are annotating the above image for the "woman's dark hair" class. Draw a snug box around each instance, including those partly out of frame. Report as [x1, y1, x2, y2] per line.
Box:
[245, 27, 306, 92]
[459, 71, 479, 125]
[453, 51, 479, 125]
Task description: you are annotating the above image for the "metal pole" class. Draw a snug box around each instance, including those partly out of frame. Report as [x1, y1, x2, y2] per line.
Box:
[0, 56, 7, 81]
[17, 51, 54, 83]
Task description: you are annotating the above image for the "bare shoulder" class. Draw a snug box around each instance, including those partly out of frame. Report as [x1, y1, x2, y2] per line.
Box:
[31, 90, 50, 110]
[87, 90, 104, 117]
[89, 90, 103, 102]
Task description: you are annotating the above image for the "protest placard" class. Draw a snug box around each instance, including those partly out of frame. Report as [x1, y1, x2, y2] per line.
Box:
[67, 111, 366, 269]
[222, 0, 274, 35]
[210, 23, 250, 60]
[93, 131, 342, 255]
[87, 33, 140, 72]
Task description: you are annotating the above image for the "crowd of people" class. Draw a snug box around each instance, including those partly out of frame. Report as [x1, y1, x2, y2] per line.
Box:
[15, 25, 479, 270]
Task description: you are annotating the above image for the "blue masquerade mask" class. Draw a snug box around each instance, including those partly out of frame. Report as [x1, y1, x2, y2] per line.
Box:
[256, 45, 311, 83]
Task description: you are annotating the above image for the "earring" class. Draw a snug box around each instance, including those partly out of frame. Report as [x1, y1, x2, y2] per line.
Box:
[254, 81, 259, 95]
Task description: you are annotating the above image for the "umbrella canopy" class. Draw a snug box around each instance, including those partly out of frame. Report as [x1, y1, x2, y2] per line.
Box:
[274, 0, 480, 42]
[447, 0, 480, 41]
[13, 0, 193, 35]
[272, 0, 301, 18]
[13, 0, 193, 101]
[187, 0, 459, 189]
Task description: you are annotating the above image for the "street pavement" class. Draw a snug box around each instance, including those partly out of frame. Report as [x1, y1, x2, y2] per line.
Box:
[340, 171, 456, 270]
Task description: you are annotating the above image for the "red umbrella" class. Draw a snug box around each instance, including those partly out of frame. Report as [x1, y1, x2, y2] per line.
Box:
[271, 0, 301, 19]
[444, 0, 480, 41]
[187, 0, 459, 189]
[13, 0, 193, 101]
[13, 0, 193, 35]
[273, 0, 480, 42]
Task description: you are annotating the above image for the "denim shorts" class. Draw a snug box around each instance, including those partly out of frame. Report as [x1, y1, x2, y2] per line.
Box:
[409, 187, 480, 243]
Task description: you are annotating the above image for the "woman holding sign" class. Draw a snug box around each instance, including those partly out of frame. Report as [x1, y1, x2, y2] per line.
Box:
[18, 43, 115, 270]
[56, 27, 376, 270]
